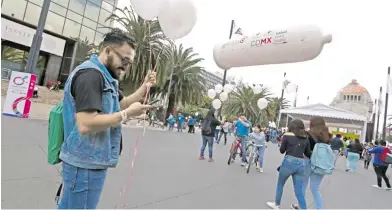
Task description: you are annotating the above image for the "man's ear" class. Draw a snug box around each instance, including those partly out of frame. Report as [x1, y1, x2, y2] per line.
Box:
[104, 46, 110, 55]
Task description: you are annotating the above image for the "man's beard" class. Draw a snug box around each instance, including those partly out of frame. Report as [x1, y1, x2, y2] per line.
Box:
[105, 55, 120, 79]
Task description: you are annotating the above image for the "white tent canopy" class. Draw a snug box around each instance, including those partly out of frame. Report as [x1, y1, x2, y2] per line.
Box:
[281, 103, 368, 142]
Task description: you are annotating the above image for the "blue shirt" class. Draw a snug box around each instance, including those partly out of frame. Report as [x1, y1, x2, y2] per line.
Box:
[188, 118, 196, 125]
[167, 117, 175, 124]
[177, 116, 184, 124]
[235, 120, 251, 136]
[369, 146, 389, 166]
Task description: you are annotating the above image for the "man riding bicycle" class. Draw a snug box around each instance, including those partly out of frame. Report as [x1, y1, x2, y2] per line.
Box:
[234, 115, 252, 166]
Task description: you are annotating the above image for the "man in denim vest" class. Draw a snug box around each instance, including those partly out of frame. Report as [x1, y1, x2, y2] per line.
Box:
[58, 29, 156, 209]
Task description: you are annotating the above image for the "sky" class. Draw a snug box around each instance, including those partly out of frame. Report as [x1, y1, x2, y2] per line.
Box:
[117, 0, 392, 126]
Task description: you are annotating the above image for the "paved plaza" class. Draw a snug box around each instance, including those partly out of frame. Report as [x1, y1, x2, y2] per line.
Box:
[1, 116, 392, 209]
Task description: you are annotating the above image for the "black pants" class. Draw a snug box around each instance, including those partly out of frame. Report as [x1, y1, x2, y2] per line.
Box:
[364, 160, 371, 169]
[373, 164, 391, 188]
[188, 125, 195, 133]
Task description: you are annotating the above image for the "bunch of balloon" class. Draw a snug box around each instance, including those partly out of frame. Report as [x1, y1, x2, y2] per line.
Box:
[130, 0, 197, 40]
[207, 84, 233, 110]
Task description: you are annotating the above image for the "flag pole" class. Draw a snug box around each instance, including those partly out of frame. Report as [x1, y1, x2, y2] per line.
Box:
[293, 86, 298, 107]
[376, 86, 382, 140]
[307, 96, 310, 105]
[381, 67, 391, 140]
[218, 20, 234, 117]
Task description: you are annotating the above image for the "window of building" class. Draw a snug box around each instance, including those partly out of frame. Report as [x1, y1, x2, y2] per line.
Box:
[343, 95, 346, 100]
[354, 95, 357, 101]
[69, 0, 87, 15]
[62, 19, 81, 38]
[24, 2, 41, 25]
[49, 2, 67, 16]
[358, 95, 361, 101]
[45, 12, 65, 34]
[52, 0, 69, 7]
[2, 0, 27, 20]
[29, 0, 43, 6]
[98, 8, 111, 26]
[89, 0, 101, 6]
[103, 0, 115, 5]
[101, 0, 113, 11]
[79, 26, 95, 43]
[67, 10, 83, 23]
[350, 95, 353, 101]
[94, 32, 104, 45]
[84, 1, 100, 21]
[83, 17, 97, 30]
[97, 24, 110, 34]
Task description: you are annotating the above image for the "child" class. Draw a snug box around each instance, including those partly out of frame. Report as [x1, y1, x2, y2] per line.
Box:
[248, 124, 266, 173]
[363, 143, 373, 169]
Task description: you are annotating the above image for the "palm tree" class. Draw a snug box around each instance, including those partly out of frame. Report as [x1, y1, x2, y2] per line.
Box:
[106, 6, 172, 94]
[266, 97, 290, 122]
[155, 44, 205, 119]
[223, 85, 272, 125]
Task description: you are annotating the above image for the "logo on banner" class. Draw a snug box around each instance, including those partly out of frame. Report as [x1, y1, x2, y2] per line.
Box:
[12, 76, 28, 85]
[273, 30, 288, 45]
[251, 37, 272, 47]
[222, 36, 248, 49]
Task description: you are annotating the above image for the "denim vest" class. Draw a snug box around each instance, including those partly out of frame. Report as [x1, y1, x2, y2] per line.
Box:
[60, 55, 122, 169]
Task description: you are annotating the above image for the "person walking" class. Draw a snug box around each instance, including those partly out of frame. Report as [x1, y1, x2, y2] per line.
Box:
[330, 134, 344, 166]
[266, 119, 311, 210]
[217, 117, 229, 145]
[368, 140, 391, 190]
[58, 29, 155, 209]
[200, 109, 221, 162]
[346, 139, 363, 172]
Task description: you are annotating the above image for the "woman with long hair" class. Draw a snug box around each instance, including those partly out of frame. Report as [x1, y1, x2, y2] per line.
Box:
[266, 119, 311, 209]
[291, 116, 331, 210]
[346, 139, 363, 172]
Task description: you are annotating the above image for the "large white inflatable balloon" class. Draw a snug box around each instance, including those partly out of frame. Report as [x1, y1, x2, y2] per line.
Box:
[207, 89, 216, 99]
[257, 98, 269, 110]
[158, 0, 197, 40]
[213, 25, 332, 69]
[212, 99, 222, 109]
[214, 84, 223, 93]
[253, 85, 263, 94]
[131, 0, 165, 20]
[223, 84, 233, 93]
[219, 92, 228, 101]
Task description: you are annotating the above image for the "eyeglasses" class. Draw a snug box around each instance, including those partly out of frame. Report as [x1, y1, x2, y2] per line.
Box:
[110, 47, 133, 66]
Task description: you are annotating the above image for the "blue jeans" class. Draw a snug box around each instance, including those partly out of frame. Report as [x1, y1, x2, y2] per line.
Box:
[275, 156, 307, 209]
[346, 152, 360, 172]
[168, 123, 174, 131]
[254, 146, 266, 168]
[200, 135, 214, 158]
[58, 162, 108, 209]
[238, 135, 248, 162]
[215, 129, 220, 141]
[303, 171, 324, 210]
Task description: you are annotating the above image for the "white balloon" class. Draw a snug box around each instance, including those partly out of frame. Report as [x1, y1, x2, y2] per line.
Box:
[219, 92, 228, 101]
[131, 0, 165, 20]
[286, 83, 297, 93]
[207, 89, 216, 99]
[195, 112, 199, 116]
[253, 85, 263, 94]
[257, 98, 269, 110]
[212, 99, 222, 109]
[215, 84, 223, 93]
[223, 84, 233, 93]
[158, 0, 197, 40]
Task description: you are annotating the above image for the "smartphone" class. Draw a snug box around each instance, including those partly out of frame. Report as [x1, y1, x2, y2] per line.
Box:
[148, 99, 161, 105]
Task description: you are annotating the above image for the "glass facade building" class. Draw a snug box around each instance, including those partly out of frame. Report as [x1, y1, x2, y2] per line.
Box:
[1, 0, 117, 85]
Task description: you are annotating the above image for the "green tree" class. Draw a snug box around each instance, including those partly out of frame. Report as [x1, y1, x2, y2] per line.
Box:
[106, 6, 172, 95]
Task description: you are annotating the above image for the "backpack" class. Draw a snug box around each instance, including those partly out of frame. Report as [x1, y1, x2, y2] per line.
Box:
[201, 119, 213, 135]
[48, 101, 64, 165]
[381, 147, 392, 164]
[311, 143, 335, 175]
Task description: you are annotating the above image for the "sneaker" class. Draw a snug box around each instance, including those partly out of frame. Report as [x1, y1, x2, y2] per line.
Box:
[208, 158, 214, 162]
[290, 204, 299, 209]
[266, 201, 279, 209]
[259, 168, 264, 173]
[199, 156, 205, 160]
[386, 187, 392, 191]
[372, 185, 382, 189]
[241, 162, 246, 167]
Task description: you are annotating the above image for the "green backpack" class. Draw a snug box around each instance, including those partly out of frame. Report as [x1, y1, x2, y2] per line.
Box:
[48, 101, 64, 165]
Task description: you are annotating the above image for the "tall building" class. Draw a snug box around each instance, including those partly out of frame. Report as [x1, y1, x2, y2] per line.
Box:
[200, 69, 230, 91]
[1, 0, 117, 85]
[330, 79, 374, 121]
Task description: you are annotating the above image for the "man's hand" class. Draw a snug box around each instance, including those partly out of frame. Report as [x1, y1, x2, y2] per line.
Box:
[125, 102, 152, 117]
[143, 70, 157, 87]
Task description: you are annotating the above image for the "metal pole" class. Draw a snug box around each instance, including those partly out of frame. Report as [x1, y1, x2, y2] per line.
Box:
[293, 86, 298, 107]
[376, 87, 382, 140]
[25, 0, 52, 74]
[218, 20, 234, 117]
[276, 72, 286, 128]
[382, 67, 390, 140]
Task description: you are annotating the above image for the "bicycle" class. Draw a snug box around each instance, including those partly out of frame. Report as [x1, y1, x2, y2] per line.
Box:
[246, 141, 265, 173]
[227, 136, 243, 165]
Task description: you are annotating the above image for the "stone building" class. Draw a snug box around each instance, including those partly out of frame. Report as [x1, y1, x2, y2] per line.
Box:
[330, 79, 374, 121]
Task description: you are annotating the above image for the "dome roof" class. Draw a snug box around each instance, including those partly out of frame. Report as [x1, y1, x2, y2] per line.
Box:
[341, 79, 369, 94]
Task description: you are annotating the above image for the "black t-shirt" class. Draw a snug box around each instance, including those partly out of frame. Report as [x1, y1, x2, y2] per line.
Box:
[71, 69, 124, 112]
[71, 68, 124, 155]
